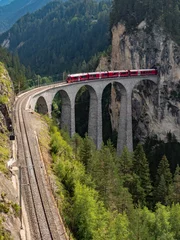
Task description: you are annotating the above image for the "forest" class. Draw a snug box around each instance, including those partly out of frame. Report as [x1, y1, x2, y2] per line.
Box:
[0, 0, 111, 76]
[1, 0, 180, 237]
[110, 0, 180, 44]
[47, 120, 180, 240]
[0, 46, 56, 92]
[0, 0, 52, 33]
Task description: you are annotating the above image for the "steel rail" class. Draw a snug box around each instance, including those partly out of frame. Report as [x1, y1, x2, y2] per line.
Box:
[15, 86, 67, 240]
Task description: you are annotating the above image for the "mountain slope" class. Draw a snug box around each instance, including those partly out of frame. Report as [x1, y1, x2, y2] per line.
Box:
[0, 0, 110, 76]
[0, 0, 52, 32]
[0, 0, 13, 6]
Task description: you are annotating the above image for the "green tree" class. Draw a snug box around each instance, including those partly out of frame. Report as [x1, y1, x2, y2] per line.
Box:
[72, 182, 109, 240]
[129, 207, 155, 240]
[173, 165, 180, 203]
[133, 144, 152, 205]
[154, 204, 174, 240]
[154, 155, 173, 205]
[169, 204, 180, 239]
[79, 135, 95, 168]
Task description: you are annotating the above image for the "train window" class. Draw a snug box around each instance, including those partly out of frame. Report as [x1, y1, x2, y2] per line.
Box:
[81, 75, 87, 78]
[90, 74, 96, 78]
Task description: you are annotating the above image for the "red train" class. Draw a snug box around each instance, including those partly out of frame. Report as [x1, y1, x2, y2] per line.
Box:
[66, 69, 158, 83]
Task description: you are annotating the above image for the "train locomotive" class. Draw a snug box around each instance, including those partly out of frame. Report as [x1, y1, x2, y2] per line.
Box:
[66, 69, 158, 83]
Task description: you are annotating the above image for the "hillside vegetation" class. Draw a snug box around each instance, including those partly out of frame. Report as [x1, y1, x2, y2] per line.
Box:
[0, 0, 111, 76]
[110, 0, 180, 44]
[44, 120, 180, 240]
[0, 0, 13, 6]
[0, 0, 52, 33]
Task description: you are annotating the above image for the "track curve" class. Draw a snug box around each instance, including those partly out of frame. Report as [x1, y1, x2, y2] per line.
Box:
[14, 84, 68, 240]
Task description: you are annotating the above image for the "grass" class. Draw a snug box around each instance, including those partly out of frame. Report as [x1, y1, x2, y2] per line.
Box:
[0, 132, 10, 174]
[0, 62, 13, 106]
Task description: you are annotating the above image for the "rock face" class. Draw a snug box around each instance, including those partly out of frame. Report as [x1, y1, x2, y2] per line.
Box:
[0, 62, 20, 239]
[0, 62, 14, 133]
[98, 23, 180, 143]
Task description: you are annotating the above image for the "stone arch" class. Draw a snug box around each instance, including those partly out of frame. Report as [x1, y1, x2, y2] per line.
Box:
[110, 82, 130, 154]
[74, 84, 99, 144]
[52, 89, 71, 134]
[101, 82, 115, 144]
[35, 96, 48, 114]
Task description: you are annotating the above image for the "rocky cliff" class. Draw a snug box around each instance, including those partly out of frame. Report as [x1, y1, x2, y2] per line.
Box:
[0, 62, 20, 239]
[97, 22, 180, 143]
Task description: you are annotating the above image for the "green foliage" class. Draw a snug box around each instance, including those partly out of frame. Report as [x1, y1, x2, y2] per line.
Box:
[0, 202, 9, 214]
[0, 95, 8, 104]
[169, 204, 180, 239]
[50, 126, 72, 158]
[118, 146, 133, 175]
[154, 155, 173, 205]
[79, 135, 95, 167]
[11, 203, 20, 217]
[129, 207, 155, 240]
[0, 223, 12, 240]
[49, 124, 133, 239]
[173, 165, 180, 203]
[110, 0, 180, 45]
[0, 0, 51, 32]
[144, 134, 180, 181]
[48, 118, 180, 239]
[133, 144, 152, 206]
[154, 204, 174, 240]
[0, 132, 10, 174]
[0, 0, 111, 76]
[73, 182, 109, 240]
[0, 47, 33, 92]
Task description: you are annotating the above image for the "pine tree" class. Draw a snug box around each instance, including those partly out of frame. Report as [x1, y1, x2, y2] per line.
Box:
[133, 144, 152, 205]
[154, 155, 173, 205]
[156, 155, 172, 186]
[173, 165, 180, 203]
[79, 135, 95, 168]
[118, 146, 133, 175]
[155, 175, 168, 205]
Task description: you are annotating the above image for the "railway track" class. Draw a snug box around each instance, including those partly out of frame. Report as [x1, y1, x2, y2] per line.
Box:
[14, 87, 67, 240]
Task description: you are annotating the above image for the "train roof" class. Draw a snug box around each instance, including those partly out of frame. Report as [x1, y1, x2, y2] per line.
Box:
[67, 69, 157, 77]
[108, 70, 128, 72]
[68, 73, 88, 77]
[88, 71, 107, 75]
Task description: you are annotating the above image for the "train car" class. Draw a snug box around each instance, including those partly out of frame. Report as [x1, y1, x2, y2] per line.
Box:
[108, 70, 129, 78]
[139, 69, 158, 76]
[88, 72, 102, 80]
[108, 71, 120, 78]
[101, 71, 109, 78]
[67, 73, 88, 83]
[66, 69, 158, 83]
[129, 69, 158, 76]
[129, 70, 139, 76]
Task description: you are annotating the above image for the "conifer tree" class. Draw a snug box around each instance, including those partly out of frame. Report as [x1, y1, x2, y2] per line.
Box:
[79, 135, 95, 168]
[156, 155, 172, 186]
[154, 155, 173, 205]
[155, 175, 168, 205]
[173, 165, 180, 203]
[118, 146, 133, 175]
[133, 144, 152, 205]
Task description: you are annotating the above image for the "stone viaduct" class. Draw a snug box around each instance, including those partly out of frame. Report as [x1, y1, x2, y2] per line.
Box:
[28, 76, 158, 155]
